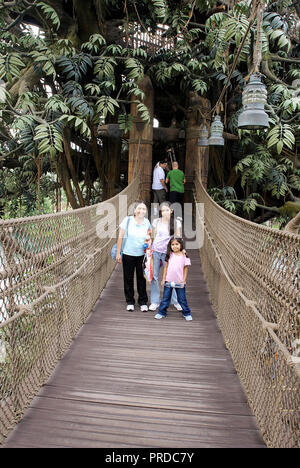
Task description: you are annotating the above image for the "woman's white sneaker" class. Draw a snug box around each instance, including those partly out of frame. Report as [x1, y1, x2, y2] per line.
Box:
[126, 305, 134, 311]
[149, 303, 159, 311]
[140, 305, 148, 312]
[174, 303, 182, 311]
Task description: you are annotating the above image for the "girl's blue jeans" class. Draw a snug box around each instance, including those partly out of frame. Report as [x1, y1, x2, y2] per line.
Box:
[150, 251, 178, 305]
[158, 282, 191, 317]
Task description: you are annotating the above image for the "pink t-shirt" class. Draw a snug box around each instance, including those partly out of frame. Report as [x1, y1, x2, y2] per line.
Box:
[166, 252, 191, 283]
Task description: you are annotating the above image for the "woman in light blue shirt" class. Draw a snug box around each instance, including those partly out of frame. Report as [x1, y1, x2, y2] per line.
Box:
[117, 201, 151, 312]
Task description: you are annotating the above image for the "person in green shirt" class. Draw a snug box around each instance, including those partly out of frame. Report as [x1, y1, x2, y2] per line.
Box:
[166, 161, 186, 207]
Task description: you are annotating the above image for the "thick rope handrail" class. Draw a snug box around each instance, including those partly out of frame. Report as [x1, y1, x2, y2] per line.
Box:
[194, 195, 299, 378]
[0, 227, 119, 329]
[0, 224, 100, 281]
[195, 175, 300, 241]
[0, 171, 142, 445]
[194, 175, 300, 448]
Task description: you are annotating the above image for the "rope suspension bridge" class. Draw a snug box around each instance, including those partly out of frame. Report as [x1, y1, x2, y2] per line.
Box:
[0, 10, 299, 446]
[0, 171, 299, 448]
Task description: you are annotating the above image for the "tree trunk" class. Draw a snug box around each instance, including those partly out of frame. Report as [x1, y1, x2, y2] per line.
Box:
[226, 167, 240, 187]
[63, 130, 85, 207]
[72, 0, 101, 41]
[36, 154, 41, 214]
[56, 179, 61, 212]
[209, 145, 225, 187]
[90, 123, 104, 184]
[8, 65, 40, 106]
[55, 154, 79, 209]
[103, 135, 121, 200]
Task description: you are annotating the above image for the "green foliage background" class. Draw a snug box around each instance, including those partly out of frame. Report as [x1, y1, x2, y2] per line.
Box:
[0, 0, 299, 224]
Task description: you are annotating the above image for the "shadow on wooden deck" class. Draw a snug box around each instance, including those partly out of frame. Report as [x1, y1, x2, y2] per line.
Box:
[3, 250, 265, 448]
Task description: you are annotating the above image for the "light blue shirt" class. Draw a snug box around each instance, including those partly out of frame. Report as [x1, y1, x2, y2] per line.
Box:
[120, 216, 151, 256]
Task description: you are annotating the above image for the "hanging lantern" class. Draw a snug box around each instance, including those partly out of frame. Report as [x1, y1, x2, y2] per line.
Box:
[208, 115, 224, 146]
[198, 123, 209, 147]
[238, 73, 269, 129]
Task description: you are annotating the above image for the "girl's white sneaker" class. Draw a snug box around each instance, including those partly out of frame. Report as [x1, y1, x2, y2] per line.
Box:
[154, 313, 164, 319]
[174, 303, 182, 311]
[149, 303, 159, 311]
[126, 305, 134, 311]
[140, 305, 148, 312]
[184, 315, 193, 321]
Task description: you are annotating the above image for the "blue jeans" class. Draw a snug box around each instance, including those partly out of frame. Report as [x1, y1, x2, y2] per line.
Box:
[158, 282, 191, 317]
[151, 251, 178, 305]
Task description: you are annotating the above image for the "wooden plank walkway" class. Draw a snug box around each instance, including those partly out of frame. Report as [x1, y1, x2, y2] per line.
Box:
[3, 250, 265, 448]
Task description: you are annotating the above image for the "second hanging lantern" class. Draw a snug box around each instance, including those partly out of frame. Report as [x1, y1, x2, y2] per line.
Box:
[198, 123, 209, 146]
[208, 115, 224, 146]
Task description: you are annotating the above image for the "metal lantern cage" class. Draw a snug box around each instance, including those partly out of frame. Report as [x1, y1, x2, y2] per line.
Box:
[238, 73, 269, 130]
[208, 115, 224, 146]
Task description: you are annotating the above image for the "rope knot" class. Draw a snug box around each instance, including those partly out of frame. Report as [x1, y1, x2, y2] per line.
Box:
[43, 286, 56, 294]
[16, 304, 34, 315]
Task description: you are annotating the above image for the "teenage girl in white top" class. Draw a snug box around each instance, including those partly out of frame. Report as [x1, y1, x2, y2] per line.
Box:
[149, 201, 182, 311]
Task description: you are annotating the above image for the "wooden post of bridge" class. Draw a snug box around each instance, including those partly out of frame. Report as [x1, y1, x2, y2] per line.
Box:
[199, 143, 209, 189]
[198, 98, 211, 189]
[185, 93, 211, 200]
[184, 92, 201, 204]
[128, 75, 154, 206]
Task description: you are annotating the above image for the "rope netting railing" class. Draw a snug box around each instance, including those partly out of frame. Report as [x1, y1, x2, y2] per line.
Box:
[194, 175, 300, 448]
[0, 174, 141, 444]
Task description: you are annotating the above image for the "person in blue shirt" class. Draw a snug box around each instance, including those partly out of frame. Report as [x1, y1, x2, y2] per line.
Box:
[117, 201, 151, 312]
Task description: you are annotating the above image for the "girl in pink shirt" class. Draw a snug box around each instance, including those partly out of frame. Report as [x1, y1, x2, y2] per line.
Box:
[154, 237, 192, 321]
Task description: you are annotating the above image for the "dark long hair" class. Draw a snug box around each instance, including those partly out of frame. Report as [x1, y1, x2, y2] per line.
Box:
[159, 201, 174, 236]
[132, 200, 147, 216]
[165, 237, 188, 262]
